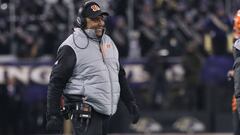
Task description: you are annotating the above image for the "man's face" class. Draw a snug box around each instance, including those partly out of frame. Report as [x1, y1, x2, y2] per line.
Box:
[86, 16, 105, 37]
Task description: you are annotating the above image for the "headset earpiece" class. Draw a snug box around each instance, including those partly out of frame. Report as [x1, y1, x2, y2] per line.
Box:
[76, 16, 84, 27]
[75, 13, 86, 28]
[76, 5, 86, 28]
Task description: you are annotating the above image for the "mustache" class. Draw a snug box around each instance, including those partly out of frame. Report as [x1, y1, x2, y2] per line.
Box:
[92, 25, 105, 29]
[94, 27, 105, 30]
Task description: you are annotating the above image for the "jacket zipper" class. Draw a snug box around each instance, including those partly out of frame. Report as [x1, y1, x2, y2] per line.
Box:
[99, 40, 114, 115]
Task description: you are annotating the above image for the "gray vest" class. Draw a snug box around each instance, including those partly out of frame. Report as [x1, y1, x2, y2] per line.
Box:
[58, 28, 120, 115]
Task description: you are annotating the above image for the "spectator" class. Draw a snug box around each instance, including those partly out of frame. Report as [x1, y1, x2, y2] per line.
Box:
[112, 16, 129, 58]
[203, 3, 232, 56]
[182, 41, 203, 110]
[138, 2, 158, 57]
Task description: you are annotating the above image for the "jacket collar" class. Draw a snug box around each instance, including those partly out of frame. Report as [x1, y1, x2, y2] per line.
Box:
[74, 28, 105, 42]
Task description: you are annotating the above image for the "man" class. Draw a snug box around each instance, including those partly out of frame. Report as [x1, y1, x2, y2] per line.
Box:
[46, 1, 140, 135]
[232, 9, 240, 135]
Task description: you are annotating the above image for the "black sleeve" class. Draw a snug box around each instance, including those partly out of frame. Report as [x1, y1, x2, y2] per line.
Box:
[47, 45, 76, 116]
[119, 64, 136, 104]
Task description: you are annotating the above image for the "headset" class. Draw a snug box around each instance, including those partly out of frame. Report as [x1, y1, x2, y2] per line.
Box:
[76, 11, 86, 28]
[73, 1, 103, 49]
[73, 1, 92, 49]
[76, 1, 93, 28]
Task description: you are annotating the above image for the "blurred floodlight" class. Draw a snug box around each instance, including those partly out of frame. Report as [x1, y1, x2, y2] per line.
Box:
[158, 49, 169, 56]
[1, 3, 8, 10]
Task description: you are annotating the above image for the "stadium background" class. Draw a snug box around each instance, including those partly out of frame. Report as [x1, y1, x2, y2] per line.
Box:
[0, 0, 239, 134]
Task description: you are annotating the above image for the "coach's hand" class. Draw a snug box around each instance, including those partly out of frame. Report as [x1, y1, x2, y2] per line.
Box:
[46, 114, 63, 131]
[127, 101, 140, 124]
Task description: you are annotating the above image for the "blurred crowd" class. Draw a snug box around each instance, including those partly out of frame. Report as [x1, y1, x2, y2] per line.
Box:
[0, 0, 240, 134]
[0, 0, 238, 58]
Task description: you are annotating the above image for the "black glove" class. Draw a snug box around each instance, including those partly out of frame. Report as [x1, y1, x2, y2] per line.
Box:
[126, 101, 140, 124]
[46, 115, 64, 131]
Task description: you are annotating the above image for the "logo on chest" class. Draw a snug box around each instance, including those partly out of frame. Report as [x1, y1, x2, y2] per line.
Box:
[100, 44, 112, 57]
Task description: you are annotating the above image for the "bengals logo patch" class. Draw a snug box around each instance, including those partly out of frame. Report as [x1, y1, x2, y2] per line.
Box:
[100, 44, 112, 57]
[91, 5, 100, 12]
[106, 44, 111, 48]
